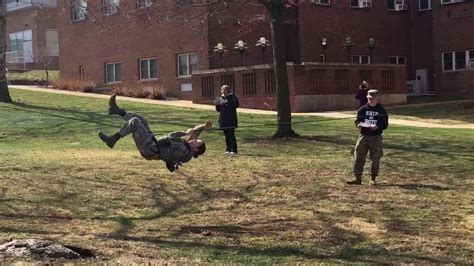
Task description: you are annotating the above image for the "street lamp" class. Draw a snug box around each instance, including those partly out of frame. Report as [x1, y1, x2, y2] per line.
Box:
[234, 40, 248, 67]
[368, 37, 376, 64]
[256, 37, 270, 64]
[344, 37, 353, 63]
[213, 42, 226, 68]
[321, 37, 327, 63]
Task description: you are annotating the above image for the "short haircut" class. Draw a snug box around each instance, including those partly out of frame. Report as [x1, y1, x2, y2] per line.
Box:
[193, 141, 206, 158]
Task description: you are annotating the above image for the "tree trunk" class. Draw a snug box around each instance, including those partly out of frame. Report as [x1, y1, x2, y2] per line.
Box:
[0, 0, 12, 103]
[269, 2, 298, 138]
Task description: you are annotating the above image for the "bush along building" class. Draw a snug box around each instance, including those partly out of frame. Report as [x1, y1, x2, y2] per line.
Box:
[6, 0, 59, 71]
[57, 0, 474, 111]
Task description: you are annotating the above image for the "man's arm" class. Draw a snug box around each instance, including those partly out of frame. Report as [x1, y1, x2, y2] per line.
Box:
[186, 119, 213, 140]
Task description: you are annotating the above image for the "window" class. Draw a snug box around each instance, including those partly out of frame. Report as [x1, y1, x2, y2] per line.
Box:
[8, 30, 33, 63]
[46, 29, 59, 56]
[177, 53, 198, 77]
[419, 0, 431, 10]
[105, 62, 122, 83]
[352, 55, 370, 64]
[136, 0, 153, 8]
[139, 58, 158, 80]
[389, 56, 406, 64]
[6, 0, 31, 11]
[442, 50, 472, 72]
[72, 0, 87, 22]
[104, 0, 119, 14]
[441, 0, 464, 4]
[311, 0, 330, 5]
[351, 0, 372, 8]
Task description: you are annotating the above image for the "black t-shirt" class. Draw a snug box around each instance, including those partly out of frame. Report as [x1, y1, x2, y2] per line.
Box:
[355, 104, 389, 136]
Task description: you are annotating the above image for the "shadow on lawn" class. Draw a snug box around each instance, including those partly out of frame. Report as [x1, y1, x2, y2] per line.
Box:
[377, 183, 450, 191]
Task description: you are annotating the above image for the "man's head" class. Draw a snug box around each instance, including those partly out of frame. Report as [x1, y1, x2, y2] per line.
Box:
[221, 85, 230, 96]
[188, 138, 206, 158]
[367, 89, 379, 106]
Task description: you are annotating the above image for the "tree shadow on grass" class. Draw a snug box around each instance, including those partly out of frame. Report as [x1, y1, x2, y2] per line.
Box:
[376, 183, 450, 191]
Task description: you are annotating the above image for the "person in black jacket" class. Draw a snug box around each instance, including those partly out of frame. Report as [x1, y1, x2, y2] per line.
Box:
[347, 90, 389, 185]
[215, 85, 239, 155]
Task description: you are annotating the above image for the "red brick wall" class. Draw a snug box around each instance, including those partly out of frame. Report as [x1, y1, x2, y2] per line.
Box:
[298, 1, 411, 66]
[6, 7, 59, 70]
[192, 63, 407, 112]
[432, 1, 474, 95]
[58, 1, 209, 99]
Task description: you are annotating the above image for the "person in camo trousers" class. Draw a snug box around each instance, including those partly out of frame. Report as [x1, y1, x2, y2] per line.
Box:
[347, 89, 389, 185]
[98, 95, 213, 172]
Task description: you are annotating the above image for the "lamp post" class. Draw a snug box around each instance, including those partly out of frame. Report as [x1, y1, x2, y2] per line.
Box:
[234, 40, 248, 67]
[368, 37, 375, 64]
[213, 43, 226, 68]
[344, 37, 353, 63]
[256, 37, 270, 64]
[321, 37, 327, 63]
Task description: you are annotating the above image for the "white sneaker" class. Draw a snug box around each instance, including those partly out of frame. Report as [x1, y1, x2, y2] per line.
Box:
[229, 152, 237, 155]
[225, 151, 230, 154]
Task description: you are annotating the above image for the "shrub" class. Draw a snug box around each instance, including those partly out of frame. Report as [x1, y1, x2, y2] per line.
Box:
[51, 79, 97, 93]
[111, 83, 167, 100]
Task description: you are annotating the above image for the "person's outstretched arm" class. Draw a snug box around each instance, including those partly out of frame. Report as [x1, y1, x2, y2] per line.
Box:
[186, 120, 213, 140]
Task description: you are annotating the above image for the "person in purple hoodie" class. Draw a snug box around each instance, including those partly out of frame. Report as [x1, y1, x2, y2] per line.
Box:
[355, 80, 370, 107]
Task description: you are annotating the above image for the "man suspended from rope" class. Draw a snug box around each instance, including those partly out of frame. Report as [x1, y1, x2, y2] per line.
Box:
[98, 95, 212, 172]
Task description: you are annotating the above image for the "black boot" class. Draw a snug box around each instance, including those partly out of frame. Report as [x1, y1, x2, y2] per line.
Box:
[108, 94, 126, 116]
[346, 176, 362, 185]
[98, 132, 120, 148]
[166, 162, 176, 172]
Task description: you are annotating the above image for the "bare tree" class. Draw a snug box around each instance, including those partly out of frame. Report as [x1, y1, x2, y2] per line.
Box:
[0, 0, 12, 103]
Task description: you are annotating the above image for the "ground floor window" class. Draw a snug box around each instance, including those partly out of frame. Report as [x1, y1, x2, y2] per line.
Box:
[139, 58, 157, 80]
[106, 62, 122, 83]
[352, 55, 370, 64]
[442, 50, 472, 72]
[389, 56, 406, 64]
[8, 29, 33, 63]
[177, 53, 197, 77]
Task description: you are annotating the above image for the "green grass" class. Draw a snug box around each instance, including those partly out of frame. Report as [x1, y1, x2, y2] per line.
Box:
[387, 101, 474, 124]
[7, 70, 59, 82]
[0, 88, 473, 263]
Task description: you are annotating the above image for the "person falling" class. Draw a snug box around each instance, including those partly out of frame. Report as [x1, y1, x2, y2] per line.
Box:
[98, 95, 213, 172]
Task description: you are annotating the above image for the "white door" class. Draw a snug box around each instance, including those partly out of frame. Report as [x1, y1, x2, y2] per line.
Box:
[415, 69, 428, 94]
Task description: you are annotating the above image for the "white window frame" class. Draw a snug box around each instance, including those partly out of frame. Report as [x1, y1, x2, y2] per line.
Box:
[351, 0, 372, 8]
[352, 55, 371, 64]
[419, 0, 431, 11]
[105, 62, 122, 84]
[310, 0, 330, 5]
[388, 0, 406, 10]
[139, 58, 158, 81]
[177, 53, 198, 77]
[8, 29, 33, 63]
[442, 50, 471, 72]
[441, 0, 464, 4]
[389, 56, 406, 65]
[72, 0, 87, 22]
[103, 0, 119, 15]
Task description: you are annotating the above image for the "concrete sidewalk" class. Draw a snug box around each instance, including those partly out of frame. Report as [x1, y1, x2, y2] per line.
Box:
[10, 85, 474, 129]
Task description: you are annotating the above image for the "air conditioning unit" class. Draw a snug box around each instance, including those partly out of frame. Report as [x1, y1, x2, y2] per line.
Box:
[395, 3, 408, 11]
[359, 0, 372, 8]
[311, 0, 330, 4]
[469, 60, 474, 69]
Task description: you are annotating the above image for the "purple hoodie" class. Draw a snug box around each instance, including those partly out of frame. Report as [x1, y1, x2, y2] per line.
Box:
[355, 89, 368, 107]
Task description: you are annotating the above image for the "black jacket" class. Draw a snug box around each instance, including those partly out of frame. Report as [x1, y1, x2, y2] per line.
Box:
[355, 103, 389, 136]
[215, 93, 239, 129]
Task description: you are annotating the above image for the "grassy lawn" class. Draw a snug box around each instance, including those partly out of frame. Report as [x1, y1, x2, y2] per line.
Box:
[0, 88, 473, 263]
[8, 70, 59, 82]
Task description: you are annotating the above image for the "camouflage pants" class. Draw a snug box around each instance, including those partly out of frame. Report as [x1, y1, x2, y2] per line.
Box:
[119, 112, 160, 160]
[353, 134, 383, 177]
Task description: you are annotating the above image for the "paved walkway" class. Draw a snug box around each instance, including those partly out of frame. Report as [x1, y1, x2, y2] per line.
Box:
[10, 85, 474, 129]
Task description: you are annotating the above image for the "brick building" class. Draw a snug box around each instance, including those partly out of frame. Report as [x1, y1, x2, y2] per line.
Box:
[6, 0, 59, 71]
[57, 0, 474, 99]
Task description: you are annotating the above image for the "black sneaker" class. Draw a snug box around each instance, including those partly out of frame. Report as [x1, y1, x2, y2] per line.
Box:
[166, 163, 176, 172]
[346, 178, 362, 185]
